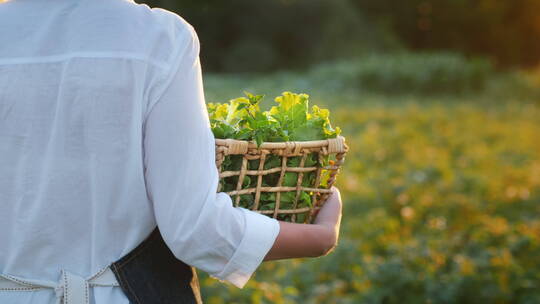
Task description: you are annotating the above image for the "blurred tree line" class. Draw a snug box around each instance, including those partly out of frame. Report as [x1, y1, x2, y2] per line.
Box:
[142, 0, 540, 73]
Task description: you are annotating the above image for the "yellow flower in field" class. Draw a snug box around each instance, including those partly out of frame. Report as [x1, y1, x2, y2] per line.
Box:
[427, 216, 447, 230]
[517, 221, 540, 242]
[396, 193, 409, 205]
[530, 161, 540, 186]
[420, 194, 434, 207]
[400, 206, 415, 220]
[490, 249, 512, 268]
[454, 255, 476, 275]
[374, 148, 387, 161]
[519, 187, 530, 200]
[460, 258, 476, 275]
[353, 280, 372, 292]
[430, 251, 446, 268]
[505, 186, 518, 199]
[482, 216, 509, 236]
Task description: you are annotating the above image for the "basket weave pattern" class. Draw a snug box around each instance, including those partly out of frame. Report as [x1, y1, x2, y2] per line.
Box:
[215, 136, 348, 223]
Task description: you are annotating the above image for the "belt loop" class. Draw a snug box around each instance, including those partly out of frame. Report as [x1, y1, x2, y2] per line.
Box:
[60, 270, 90, 304]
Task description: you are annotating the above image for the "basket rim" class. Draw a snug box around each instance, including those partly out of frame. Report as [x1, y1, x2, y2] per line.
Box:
[215, 135, 348, 151]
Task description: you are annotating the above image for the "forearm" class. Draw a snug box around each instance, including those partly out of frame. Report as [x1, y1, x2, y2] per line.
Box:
[262, 221, 333, 261]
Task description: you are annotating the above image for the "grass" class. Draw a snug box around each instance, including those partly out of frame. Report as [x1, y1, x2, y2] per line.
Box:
[196, 62, 540, 304]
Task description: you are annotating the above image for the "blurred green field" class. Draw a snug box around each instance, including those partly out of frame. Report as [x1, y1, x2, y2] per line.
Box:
[197, 55, 540, 304]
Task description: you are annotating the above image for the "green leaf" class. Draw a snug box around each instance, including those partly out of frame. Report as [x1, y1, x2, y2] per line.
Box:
[255, 134, 263, 147]
[283, 172, 298, 187]
[261, 192, 276, 202]
[300, 191, 312, 208]
[280, 192, 297, 203]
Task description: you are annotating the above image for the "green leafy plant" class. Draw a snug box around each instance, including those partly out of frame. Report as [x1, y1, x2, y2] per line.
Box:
[208, 91, 342, 222]
[208, 91, 341, 145]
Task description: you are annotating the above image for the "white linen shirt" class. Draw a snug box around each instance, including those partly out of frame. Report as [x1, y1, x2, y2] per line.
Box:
[0, 0, 280, 303]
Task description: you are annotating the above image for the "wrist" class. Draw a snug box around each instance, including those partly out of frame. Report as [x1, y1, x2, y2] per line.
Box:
[311, 224, 337, 257]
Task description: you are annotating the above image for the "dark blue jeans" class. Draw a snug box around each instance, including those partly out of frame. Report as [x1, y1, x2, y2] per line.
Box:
[110, 227, 203, 304]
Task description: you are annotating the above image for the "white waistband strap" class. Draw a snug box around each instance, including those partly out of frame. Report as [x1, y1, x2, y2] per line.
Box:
[0, 266, 120, 304]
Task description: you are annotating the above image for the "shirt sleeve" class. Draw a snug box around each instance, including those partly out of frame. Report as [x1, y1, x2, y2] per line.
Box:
[141, 22, 280, 289]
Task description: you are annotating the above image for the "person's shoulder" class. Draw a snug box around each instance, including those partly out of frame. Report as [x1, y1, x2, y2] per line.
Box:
[113, 1, 195, 40]
[148, 6, 195, 34]
[109, 1, 198, 62]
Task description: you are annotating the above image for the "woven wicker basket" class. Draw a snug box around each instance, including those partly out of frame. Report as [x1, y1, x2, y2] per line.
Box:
[215, 136, 348, 223]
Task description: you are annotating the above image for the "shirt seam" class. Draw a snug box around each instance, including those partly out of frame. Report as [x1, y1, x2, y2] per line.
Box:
[141, 24, 198, 126]
[0, 52, 168, 70]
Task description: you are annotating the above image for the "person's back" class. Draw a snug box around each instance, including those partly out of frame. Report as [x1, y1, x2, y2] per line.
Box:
[0, 0, 343, 303]
[0, 0, 236, 302]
